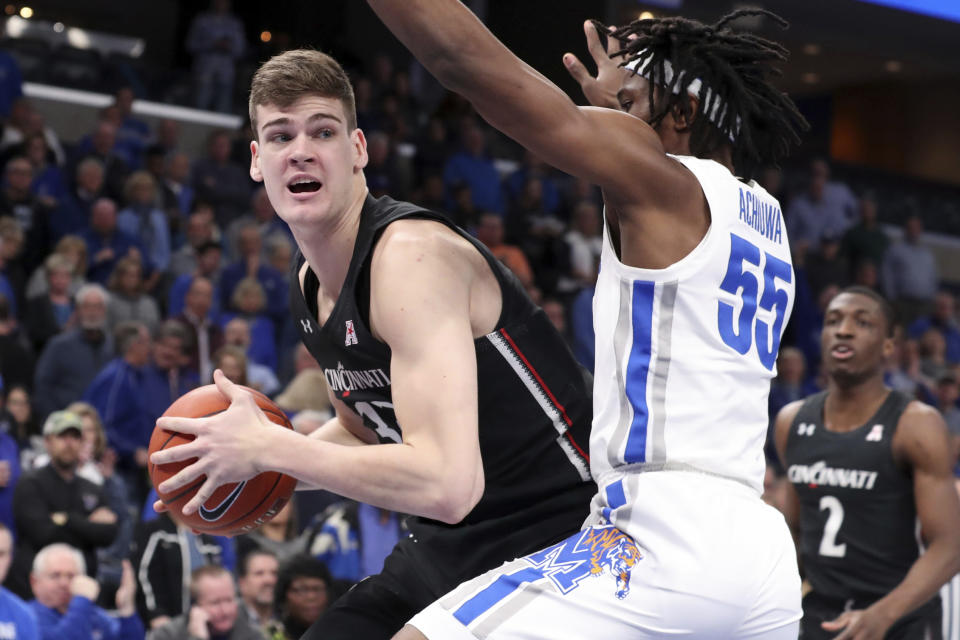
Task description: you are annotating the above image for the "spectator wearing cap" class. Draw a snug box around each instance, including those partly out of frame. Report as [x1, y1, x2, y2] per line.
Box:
[0, 521, 39, 640]
[28, 543, 142, 640]
[7, 411, 117, 600]
[33, 284, 113, 421]
[882, 213, 939, 326]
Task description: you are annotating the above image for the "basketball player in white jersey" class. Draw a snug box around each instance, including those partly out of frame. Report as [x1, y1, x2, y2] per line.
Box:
[366, 2, 808, 638]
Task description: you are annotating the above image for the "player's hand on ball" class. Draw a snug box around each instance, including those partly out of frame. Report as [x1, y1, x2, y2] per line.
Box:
[150, 369, 283, 516]
[822, 607, 893, 640]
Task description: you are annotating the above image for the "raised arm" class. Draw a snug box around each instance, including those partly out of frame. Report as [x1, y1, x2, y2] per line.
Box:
[366, 0, 682, 207]
[152, 222, 485, 524]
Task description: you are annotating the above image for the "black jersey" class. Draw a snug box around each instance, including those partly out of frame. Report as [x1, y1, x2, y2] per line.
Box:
[289, 194, 596, 595]
[785, 390, 920, 602]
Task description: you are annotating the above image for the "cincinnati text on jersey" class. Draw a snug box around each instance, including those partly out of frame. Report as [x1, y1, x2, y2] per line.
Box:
[787, 461, 878, 490]
[324, 362, 391, 393]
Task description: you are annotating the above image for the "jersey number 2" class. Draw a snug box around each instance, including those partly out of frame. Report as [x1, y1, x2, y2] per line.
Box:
[819, 495, 847, 558]
[717, 233, 791, 370]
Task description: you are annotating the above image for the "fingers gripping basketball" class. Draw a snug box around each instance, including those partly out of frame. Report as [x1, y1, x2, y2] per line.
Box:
[148, 384, 297, 537]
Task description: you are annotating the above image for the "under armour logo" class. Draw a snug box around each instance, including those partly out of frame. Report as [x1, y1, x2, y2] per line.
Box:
[345, 320, 358, 346]
[865, 424, 884, 442]
[798, 423, 816, 436]
[300, 318, 313, 334]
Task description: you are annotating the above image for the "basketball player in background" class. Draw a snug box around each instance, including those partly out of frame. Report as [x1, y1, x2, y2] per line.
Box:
[150, 49, 596, 639]
[367, 2, 807, 638]
[775, 287, 960, 639]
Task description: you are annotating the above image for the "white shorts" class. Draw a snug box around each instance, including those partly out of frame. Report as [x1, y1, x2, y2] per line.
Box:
[409, 472, 801, 639]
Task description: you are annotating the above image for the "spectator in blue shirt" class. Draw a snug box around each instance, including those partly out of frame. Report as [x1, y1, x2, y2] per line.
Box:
[0, 523, 38, 640]
[0, 51, 23, 119]
[79, 198, 149, 286]
[909, 290, 960, 365]
[116, 172, 170, 284]
[28, 544, 143, 640]
[442, 121, 504, 215]
[0, 419, 21, 537]
[219, 224, 286, 325]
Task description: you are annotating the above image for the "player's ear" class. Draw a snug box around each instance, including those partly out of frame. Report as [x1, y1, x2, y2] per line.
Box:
[352, 127, 369, 172]
[881, 334, 896, 361]
[671, 95, 698, 132]
[250, 141, 263, 183]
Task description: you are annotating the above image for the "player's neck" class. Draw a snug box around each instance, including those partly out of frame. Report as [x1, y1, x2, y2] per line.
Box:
[824, 375, 889, 431]
[291, 185, 367, 299]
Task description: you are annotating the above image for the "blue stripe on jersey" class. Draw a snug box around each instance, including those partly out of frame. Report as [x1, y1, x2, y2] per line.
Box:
[602, 479, 627, 522]
[453, 567, 544, 626]
[623, 281, 655, 463]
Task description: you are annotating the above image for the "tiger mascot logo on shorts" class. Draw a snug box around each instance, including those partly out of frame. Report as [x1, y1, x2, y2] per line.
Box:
[583, 527, 643, 599]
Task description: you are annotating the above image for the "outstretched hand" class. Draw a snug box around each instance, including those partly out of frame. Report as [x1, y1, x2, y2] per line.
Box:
[150, 369, 286, 516]
[563, 20, 630, 109]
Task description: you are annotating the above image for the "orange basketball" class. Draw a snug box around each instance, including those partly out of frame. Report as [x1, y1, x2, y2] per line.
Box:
[148, 384, 297, 537]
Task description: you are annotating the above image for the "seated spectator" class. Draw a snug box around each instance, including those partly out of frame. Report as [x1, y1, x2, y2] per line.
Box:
[237, 550, 278, 633]
[918, 327, 949, 391]
[65, 402, 131, 599]
[559, 200, 602, 293]
[28, 544, 142, 640]
[882, 213, 938, 326]
[0, 219, 25, 316]
[169, 207, 219, 279]
[33, 284, 112, 421]
[152, 119, 181, 157]
[475, 212, 534, 290]
[116, 172, 170, 282]
[0, 101, 64, 168]
[132, 512, 228, 631]
[802, 231, 849, 302]
[224, 187, 291, 264]
[0, 522, 39, 639]
[191, 130, 252, 226]
[267, 555, 334, 640]
[785, 157, 857, 254]
[79, 198, 148, 286]
[364, 132, 408, 200]
[158, 151, 195, 226]
[235, 501, 304, 568]
[841, 192, 888, 278]
[851, 259, 880, 291]
[909, 290, 960, 364]
[112, 87, 149, 169]
[82, 322, 153, 504]
[9, 412, 118, 600]
[24, 134, 66, 207]
[25, 254, 75, 352]
[151, 566, 261, 640]
[265, 234, 293, 276]
[274, 344, 332, 418]
[219, 224, 286, 324]
[413, 117, 452, 185]
[24, 234, 87, 300]
[304, 501, 402, 585]
[0, 414, 19, 535]
[885, 328, 922, 397]
[442, 121, 504, 215]
[3, 385, 38, 454]
[105, 257, 160, 335]
[504, 150, 561, 216]
[934, 371, 960, 457]
[223, 318, 280, 395]
[50, 159, 107, 245]
[142, 320, 198, 425]
[172, 276, 224, 383]
[169, 240, 224, 320]
[0, 298, 35, 393]
[73, 120, 130, 203]
[220, 279, 277, 372]
[0, 156, 53, 274]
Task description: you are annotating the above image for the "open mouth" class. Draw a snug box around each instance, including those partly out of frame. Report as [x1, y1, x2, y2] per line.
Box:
[288, 178, 322, 194]
[830, 344, 854, 360]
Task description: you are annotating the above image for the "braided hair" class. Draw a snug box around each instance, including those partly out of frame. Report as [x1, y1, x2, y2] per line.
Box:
[606, 9, 809, 176]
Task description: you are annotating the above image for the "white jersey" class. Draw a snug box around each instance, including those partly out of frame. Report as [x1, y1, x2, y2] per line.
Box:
[591, 155, 794, 519]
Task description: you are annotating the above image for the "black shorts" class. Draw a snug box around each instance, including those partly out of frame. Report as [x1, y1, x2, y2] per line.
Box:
[801, 591, 942, 640]
[301, 547, 438, 640]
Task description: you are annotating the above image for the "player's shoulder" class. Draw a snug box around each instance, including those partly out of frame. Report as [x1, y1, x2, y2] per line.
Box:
[775, 399, 807, 429]
[897, 398, 947, 435]
[373, 217, 478, 275]
[892, 398, 951, 462]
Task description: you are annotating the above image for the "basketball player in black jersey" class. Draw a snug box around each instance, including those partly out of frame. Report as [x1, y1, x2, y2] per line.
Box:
[775, 287, 960, 639]
[150, 50, 596, 639]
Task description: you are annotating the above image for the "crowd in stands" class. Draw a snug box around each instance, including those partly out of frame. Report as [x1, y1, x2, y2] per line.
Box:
[1, 11, 960, 638]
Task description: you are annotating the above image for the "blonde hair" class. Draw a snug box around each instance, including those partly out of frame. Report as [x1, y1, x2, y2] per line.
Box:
[66, 401, 107, 459]
[54, 235, 88, 275]
[123, 170, 156, 204]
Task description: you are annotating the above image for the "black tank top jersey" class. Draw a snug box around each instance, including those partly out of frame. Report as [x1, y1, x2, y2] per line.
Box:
[289, 194, 596, 595]
[785, 390, 919, 602]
